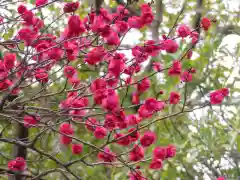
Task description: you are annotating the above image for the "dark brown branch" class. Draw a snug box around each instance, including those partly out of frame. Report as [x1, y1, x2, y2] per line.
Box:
[95, 0, 104, 15]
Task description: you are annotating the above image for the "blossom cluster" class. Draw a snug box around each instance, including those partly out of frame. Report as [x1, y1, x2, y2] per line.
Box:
[8, 157, 26, 171]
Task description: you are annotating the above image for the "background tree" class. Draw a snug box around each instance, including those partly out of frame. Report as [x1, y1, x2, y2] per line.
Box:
[0, 0, 239, 180]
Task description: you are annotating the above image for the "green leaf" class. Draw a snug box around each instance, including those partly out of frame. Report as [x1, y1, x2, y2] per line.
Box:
[0, 51, 3, 59]
[3, 29, 14, 40]
[237, 135, 240, 152]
